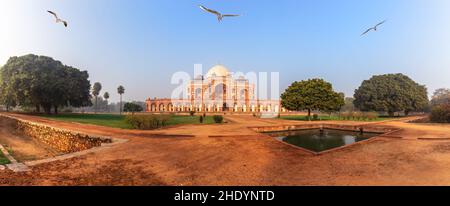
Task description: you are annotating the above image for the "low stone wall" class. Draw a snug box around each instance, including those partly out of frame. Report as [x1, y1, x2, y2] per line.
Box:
[1, 115, 112, 154]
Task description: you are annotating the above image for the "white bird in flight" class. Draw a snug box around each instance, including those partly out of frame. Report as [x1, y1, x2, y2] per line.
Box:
[47, 10, 68, 27]
[199, 5, 240, 22]
[361, 20, 387, 36]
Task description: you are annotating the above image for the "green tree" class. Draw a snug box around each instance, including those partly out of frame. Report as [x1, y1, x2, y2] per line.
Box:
[0, 54, 92, 114]
[0, 70, 17, 111]
[326, 92, 345, 115]
[103, 92, 110, 112]
[431, 88, 450, 106]
[281, 79, 344, 119]
[123, 102, 143, 114]
[354, 73, 429, 116]
[117, 85, 125, 115]
[92, 82, 102, 113]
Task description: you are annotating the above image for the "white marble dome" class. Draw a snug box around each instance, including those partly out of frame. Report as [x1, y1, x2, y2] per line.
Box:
[206, 65, 230, 78]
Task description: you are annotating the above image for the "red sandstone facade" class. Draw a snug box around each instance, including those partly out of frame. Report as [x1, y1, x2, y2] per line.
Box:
[145, 65, 286, 114]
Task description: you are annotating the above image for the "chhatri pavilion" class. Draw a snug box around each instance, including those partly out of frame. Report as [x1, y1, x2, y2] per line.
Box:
[145, 65, 285, 113]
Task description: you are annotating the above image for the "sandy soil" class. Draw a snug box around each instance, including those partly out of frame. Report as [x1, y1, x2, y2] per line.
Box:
[1, 113, 450, 186]
[0, 117, 59, 162]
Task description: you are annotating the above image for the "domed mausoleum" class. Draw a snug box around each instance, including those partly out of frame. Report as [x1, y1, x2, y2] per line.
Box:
[206, 65, 230, 78]
[146, 65, 284, 113]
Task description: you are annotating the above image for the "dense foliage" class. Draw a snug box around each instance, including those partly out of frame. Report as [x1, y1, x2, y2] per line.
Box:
[125, 114, 171, 130]
[0, 54, 91, 113]
[354, 73, 428, 116]
[430, 104, 450, 123]
[340, 111, 379, 121]
[123, 102, 144, 113]
[281, 79, 345, 118]
[213, 115, 223, 123]
[429, 88, 450, 123]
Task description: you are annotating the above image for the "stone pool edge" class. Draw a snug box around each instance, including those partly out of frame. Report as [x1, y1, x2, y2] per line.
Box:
[249, 124, 403, 155]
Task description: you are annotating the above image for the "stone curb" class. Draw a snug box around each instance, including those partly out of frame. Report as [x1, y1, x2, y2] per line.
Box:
[0, 144, 18, 164]
[6, 163, 30, 172]
[25, 138, 128, 167]
[0, 144, 31, 172]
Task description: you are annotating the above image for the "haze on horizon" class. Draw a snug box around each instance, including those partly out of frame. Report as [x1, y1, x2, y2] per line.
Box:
[1, 0, 450, 102]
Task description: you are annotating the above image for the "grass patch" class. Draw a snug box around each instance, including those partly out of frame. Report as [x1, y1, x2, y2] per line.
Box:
[280, 115, 395, 122]
[0, 150, 10, 165]
[166, 115, 215, 125]
[40, 113, 132, 129]
[39, 113, 215, 129]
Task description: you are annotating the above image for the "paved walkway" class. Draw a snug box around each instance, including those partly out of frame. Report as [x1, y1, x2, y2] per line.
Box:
[1, 113, 450, 186]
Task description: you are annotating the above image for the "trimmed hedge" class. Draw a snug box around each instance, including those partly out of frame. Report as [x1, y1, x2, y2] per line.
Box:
[340, 111, 379, 121]
[213, 115, 223, 123]
[125, 114, 171, 130]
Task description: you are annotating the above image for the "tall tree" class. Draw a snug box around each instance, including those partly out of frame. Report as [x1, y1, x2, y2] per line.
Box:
[281, 79, 344, 119]
[0, 54, 92, 114]
[92, 82, 102, 113]
[123, 102, 143, 114]
[354, 73, 429, 116]
[431, 88, 450, 106]
[103, 92, 110, 112]
[117, 85, 125, 115]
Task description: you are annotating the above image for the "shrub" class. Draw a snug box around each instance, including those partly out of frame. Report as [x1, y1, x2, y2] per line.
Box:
[189, 111, 195, 116]
[430, 104, 450, 123]
[365, 112, 379, 121]
[123, 102, 143, 113]
[361, 112, 368, 121]
[312, 114, 319, 121]
[125, 114, 172, 130]
[353, 112, 362, 120]
[340, 112, 349, 120]
[345, 111, 354, 120]
[199, 116, 204, 123]
[213, 115, 223, 123]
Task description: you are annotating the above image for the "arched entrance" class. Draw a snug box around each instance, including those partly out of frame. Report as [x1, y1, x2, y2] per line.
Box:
[168, 103, 174, 112]
[159, 103, 165, 112]
[214, 84, 226, 100]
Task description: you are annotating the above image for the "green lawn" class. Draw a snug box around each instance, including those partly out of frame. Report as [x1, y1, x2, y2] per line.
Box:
[0, 150, 10, 165]
[280, 115, 395, 122]
[166, 115, 215, 125]
[39, 113, 215, 129]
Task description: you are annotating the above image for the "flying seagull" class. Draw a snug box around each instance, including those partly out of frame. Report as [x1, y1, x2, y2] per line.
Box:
[361, 20, 386, 36]
[47, 10, 68, 27]
[199, 5, 240, 22]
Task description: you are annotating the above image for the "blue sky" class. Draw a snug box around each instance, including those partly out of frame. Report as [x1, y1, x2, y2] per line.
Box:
[1, 0, 450, 102]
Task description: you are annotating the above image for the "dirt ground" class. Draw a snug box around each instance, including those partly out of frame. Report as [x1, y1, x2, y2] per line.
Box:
[1, 112, 450, 186]
[0, 117, 59, 162]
